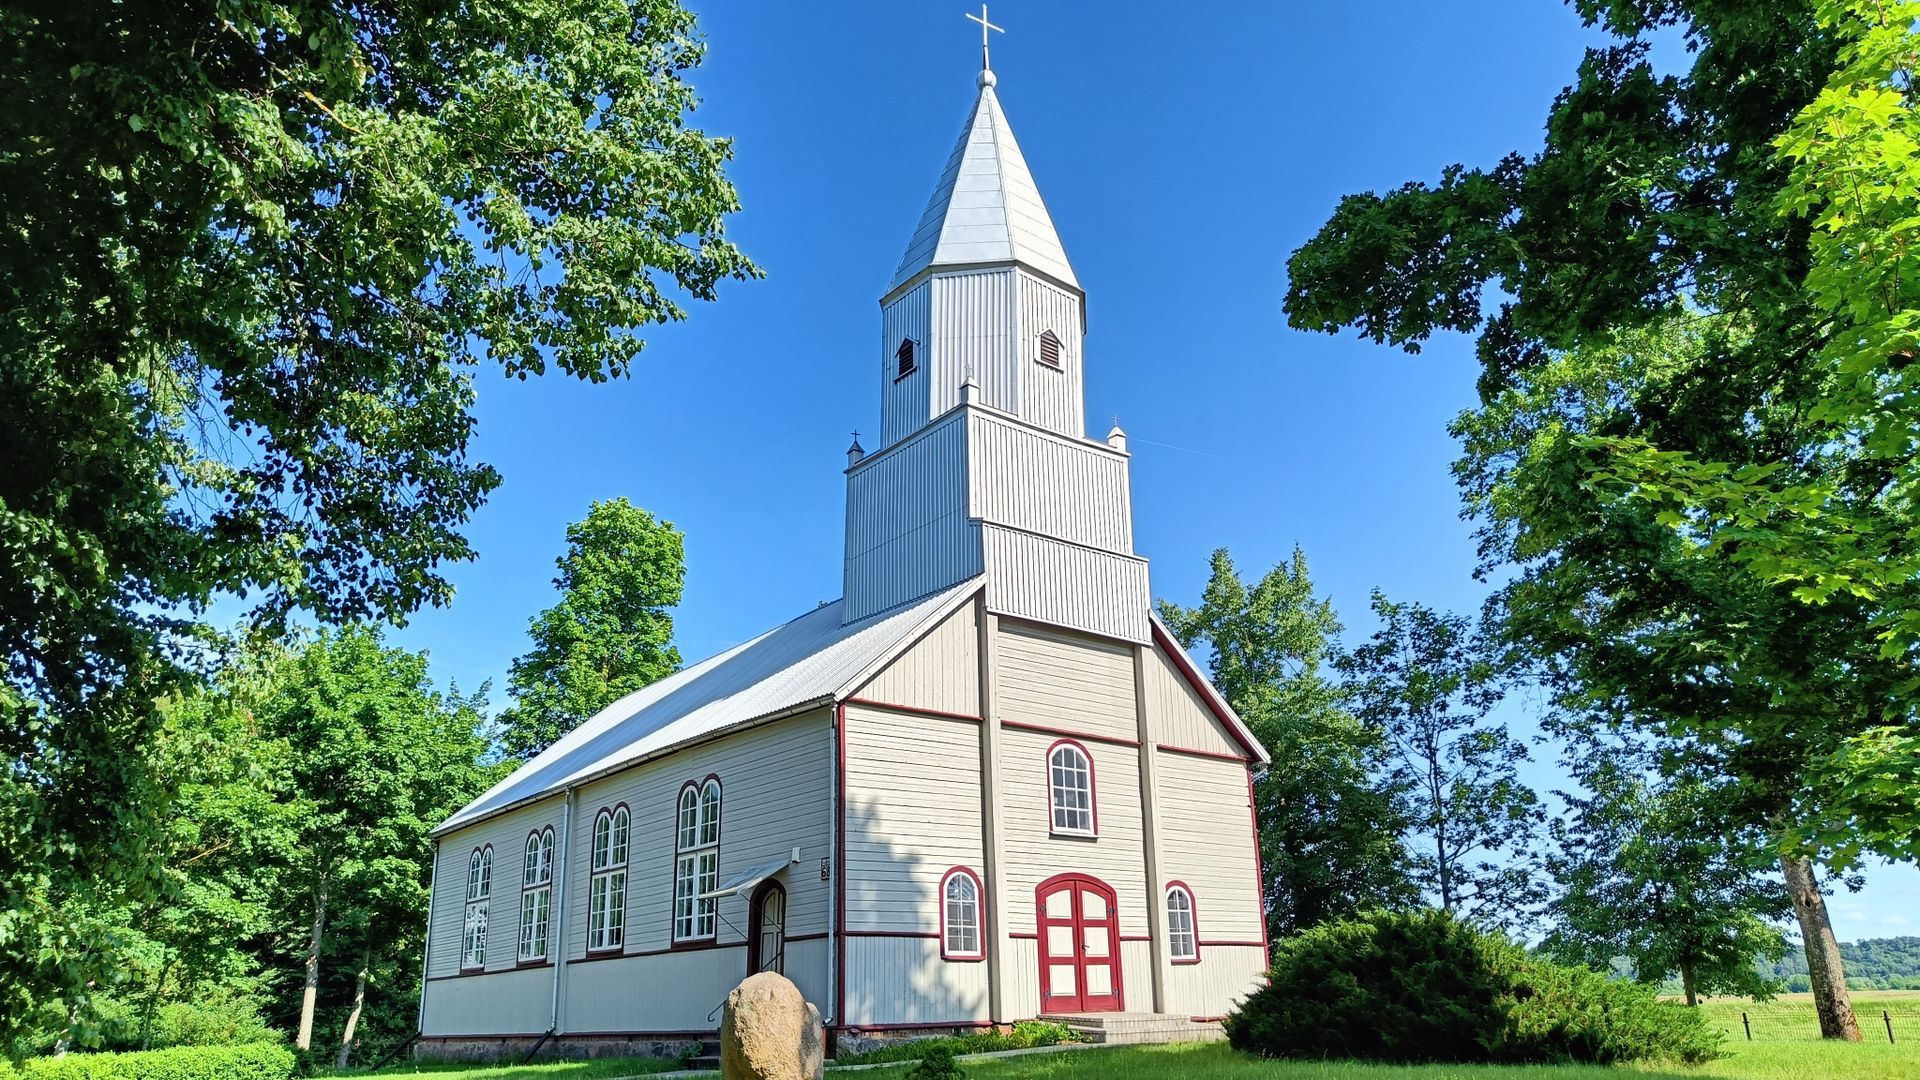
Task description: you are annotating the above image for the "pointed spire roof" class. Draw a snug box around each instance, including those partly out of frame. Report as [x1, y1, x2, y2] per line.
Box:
[887, 71, 1078, 296]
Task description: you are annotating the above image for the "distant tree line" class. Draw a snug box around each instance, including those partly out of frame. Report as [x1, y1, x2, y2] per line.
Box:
[1760, 938, 1920, 993]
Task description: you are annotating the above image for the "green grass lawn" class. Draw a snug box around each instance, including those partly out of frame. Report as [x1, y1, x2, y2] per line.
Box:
[344, 992, 1920, 1079]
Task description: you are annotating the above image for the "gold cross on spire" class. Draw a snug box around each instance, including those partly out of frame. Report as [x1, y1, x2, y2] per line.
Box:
[965, 4, 1004, 72]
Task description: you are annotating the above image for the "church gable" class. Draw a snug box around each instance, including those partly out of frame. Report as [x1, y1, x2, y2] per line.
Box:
[1144, 641, 1245, 760]
[850, 595, 981, 718]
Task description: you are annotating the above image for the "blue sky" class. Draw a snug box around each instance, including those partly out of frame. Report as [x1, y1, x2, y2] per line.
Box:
[384, 1, 1915, 939]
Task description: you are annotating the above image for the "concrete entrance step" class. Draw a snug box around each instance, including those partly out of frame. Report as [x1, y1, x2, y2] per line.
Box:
[1038, 1012, 1226, 1046]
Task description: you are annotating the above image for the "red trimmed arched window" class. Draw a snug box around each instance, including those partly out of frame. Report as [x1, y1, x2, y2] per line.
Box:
[940, 867, 985, 961]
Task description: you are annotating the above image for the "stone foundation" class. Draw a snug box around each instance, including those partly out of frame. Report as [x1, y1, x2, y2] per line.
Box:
[830, 1023, 1006, 1058]
[416, 1033, 709, 1064]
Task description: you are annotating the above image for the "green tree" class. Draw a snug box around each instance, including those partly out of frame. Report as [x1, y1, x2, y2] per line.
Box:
[1160, 549, 1414, 939]
[1544, 734, 1789, 1006]
[251, 627, 494, 1054]
[1281, 0, 1882, 1038]
[500, 499, 685, 758]
[1339, 595, 1545, 931]
[0, 0, 755, 1044]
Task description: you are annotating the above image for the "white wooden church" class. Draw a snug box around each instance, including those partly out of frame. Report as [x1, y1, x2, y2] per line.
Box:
[418, 50, 1269, 1059]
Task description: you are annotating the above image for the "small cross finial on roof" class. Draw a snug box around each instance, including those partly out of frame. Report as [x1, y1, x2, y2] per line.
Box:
[965, 4, 1004, 75]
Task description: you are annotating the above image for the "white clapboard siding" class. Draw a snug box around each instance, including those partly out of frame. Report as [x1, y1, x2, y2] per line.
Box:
[967, 411, 1131, 554]
[1155, 751, 1263, 942]
[1017, 271, 1085, 437]
[981, 526, 1150, 643]
[1166, 944, 1267, 1020]
[930, 269, 1019, 420]
[428, 797, 566, 980]
[843, 411, 983, 624]
[842, 704, 985, 933]
[564, 711, 833, 961]
[1144, 643, 1244, 759]
[854, 598, 980, 716]
[422, 965, 554, 1037]
[996, 621, 1137, 743]
[843, 936, 992, 1028]
[997, 726, 1148, 937]
[880, 281, 933, 447]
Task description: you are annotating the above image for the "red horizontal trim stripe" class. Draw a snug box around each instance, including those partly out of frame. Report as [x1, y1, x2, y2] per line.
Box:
[1191, 1015, 1228, 1023]
[1001, 718, 1141, 748]
[1009, 931, 1039, 940]
[1118, 935, 1152, 942]
[844, 698, 983, 725]
[1156, 742, 1249, 764]
[785, 932, 829, 943]
[1197, 939, 1267, 948]
[844, 930, 942, 939]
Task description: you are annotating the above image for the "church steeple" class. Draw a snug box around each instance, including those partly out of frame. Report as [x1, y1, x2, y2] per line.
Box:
[887, 69, 1078, 298]
[844, 62, 1148, 644]
[875, 68, 1089, 450]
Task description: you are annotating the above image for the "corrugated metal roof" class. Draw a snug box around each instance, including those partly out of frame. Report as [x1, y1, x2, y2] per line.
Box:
[435, 579, 983, 835]
[888, 75, 1078, 295]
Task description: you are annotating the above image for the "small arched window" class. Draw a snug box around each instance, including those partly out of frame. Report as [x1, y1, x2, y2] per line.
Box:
[462, 846, 492, 969]
[1166, 883, 1198, 963]
[940, 867, 984, 961]
[896, 338, 917, 379]
[1047, 741, 1096, 836]
[588, 807, 628, 952]
[519, 828, 555, 961]
[674, 778, 722, 941]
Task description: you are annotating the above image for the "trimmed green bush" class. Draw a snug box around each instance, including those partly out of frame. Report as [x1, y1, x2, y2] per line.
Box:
[903, 1044, 966, 1080]
[0, 1042, 295, 1080]
[834, 1020, 1078, 1066]
[1225, 909, 1721, 1065]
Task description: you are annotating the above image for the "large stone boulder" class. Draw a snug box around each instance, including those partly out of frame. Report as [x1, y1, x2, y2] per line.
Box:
[719, 971, 824, 1080]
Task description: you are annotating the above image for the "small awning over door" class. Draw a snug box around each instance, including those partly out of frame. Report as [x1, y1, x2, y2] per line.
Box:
[699, 851, 797, 900]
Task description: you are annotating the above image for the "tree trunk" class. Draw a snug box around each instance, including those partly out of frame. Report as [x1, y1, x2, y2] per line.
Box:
[139, 957, 173, 1050]
[335, 944, 370, 1070]
[1780, 854, 1861, 1041]
[1679, 958, 1697, 1008]
[296, 878, 330, 1051]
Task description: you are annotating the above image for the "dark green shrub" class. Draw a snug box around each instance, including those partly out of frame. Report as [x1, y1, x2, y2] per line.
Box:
[0, 1042, 295, 1080]
[1225, 909, 1720, 1065]
[903, 1044, 965, 1080]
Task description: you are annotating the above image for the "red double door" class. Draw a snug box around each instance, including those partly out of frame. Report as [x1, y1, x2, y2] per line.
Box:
[1036, 873, 1123, 1013]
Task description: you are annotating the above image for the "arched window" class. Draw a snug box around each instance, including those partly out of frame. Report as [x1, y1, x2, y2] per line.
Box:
[587, 807, 628, 952]
[896, 338, 917, 379]
[1166, 883, 1198, 963]
[1047, 741, 1096, 836]
[518, 828, 554, 961]
[1037, 329, 1063, 369]
[462, 846, 492, 968]
[674, 778, 722, 941]
[940, 867, 984, 961]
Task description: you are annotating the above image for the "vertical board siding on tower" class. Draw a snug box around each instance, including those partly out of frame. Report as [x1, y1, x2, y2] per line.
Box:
[427, 798, 565, 981]
[996, 622, 1137, 743]
[996, 726, 1148, 937]
[1145, 645, 1244, 759]
[855, 601, 981, 717]
[843, 937, 992, 1028]
[967, 412, 1131, 553]
[844, 411, 982, 625]
[1017, 272, 1084, 436]
[1166, 944, 1267, 1020]
[1154, 752, 1264, 942]
[981, 526, 1150, 643]
[842, 704, 985, 933]
[563, 711, 833, 962]
[880, 282, 933, 447]
[931, 269, 1018, 418]
[422, 965, 554, 1037]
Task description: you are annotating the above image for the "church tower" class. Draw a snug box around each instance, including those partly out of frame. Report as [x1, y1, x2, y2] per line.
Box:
[843, 67, 1150, 643]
